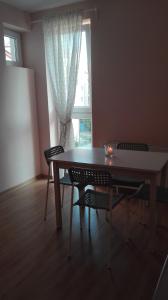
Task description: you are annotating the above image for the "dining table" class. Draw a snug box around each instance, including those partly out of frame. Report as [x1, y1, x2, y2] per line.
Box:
[49, 147, 168, 230]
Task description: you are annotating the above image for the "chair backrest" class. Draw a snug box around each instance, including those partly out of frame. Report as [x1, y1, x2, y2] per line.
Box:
[117, 142, 149, 152]
[69, 168, 112, 187]
[44, 145, 64, 165]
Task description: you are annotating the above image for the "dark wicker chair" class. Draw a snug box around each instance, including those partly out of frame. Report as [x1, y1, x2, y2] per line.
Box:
[44, 146, 68, 220]
[68, 167, 125, 258]
[44, 146, 84, 220]
[128, 184, 168, 230]
[112, 142, 149, 193]
[133, 184, 168, 203]
[117, 142, 149, 152]
[153, 255, 168, 300]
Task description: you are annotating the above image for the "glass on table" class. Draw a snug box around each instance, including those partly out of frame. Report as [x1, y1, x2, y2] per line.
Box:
[104, 143, 114, 157]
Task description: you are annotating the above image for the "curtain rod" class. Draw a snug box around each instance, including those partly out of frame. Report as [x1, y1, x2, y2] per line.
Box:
[31, 7, 97, 24]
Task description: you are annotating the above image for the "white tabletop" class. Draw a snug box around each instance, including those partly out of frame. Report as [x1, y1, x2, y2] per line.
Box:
[50, 148, 168, 174]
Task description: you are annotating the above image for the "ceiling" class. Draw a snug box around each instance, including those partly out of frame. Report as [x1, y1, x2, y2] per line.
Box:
[1, 0, 85, 12]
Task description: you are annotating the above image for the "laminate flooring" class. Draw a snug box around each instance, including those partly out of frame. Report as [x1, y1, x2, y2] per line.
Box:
[0, 179, 168, 300]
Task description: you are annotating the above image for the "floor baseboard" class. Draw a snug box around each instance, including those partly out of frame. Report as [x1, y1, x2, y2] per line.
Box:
[0, 174, 45, 195]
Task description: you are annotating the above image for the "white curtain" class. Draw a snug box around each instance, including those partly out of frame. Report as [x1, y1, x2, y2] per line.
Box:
[43, 12, 83, 149]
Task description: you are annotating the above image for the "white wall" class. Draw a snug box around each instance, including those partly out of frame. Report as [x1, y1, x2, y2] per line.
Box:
[23, 23, 50, 175]
[0, 3, 40, 193]
[0, 67, 40, 192]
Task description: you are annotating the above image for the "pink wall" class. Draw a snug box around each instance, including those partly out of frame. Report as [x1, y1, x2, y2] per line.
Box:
[92, 0, 168, 147]
[22, 0, 168, 176]
[0, 2, 30, 31]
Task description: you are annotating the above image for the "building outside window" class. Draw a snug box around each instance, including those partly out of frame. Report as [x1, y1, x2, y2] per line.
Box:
[72, 20, 92, 148]
[3, 29, 22, 66]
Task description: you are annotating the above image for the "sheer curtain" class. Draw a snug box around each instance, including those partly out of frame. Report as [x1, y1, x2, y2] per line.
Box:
[85, 24, 92, 109]
[43, 12, 83, 149]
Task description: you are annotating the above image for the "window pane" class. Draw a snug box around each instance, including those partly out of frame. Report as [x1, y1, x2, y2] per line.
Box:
[4, 36, 17, 62]
[74, 31, 89, 107]
[72, 118, 92, 148]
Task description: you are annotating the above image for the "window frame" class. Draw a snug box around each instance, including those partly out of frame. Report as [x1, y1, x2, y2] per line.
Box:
[3, 28, 22, 66]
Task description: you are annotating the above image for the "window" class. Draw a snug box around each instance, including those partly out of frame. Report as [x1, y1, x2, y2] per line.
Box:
[3, 29, 22, 66]
[73, 118, 92, 148]
[72, 20, 92, 148]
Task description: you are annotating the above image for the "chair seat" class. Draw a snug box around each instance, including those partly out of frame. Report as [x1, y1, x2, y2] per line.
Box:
[134, 184, 168, 203]
[112, 176, 144, 188]
[73, 189, 124, 210]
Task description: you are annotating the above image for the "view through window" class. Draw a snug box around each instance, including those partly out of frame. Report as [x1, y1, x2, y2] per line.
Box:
[3, 29, 22, 66]
[72, 22, 92, 149]
[4, 35, 17, 62]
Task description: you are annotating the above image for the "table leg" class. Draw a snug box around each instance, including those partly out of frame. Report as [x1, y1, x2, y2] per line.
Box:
[160, 163, 167, 187]
[146, 175, 157, 252]
[150, 175, 157, 229]
[78, 186, 85, 226]
[53, 162, 62, 230]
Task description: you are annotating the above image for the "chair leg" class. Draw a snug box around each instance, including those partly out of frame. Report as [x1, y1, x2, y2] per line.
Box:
[107, 208, 113, 269]
[94, 186, 99, 216]
[116, 186, 119, 194]
[61, 184, 65, 208]
[79, 207, 83, 231]
[107, 189, 113, 269]
[88, 207, 91, 232]
[68, 185, 74, 259]
[125, 197, 130, 240]
[139, 199, 147, 226]
[61, 169, 67, 208]
[44, 165, 51, 221]
[78, 187, 84, 231]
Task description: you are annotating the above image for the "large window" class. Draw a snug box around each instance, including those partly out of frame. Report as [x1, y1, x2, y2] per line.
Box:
[72, 20, 92, 148]
[3, 29, 22, 66]
[44, 15, 92, 149]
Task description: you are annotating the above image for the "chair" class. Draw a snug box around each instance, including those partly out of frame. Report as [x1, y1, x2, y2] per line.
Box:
[112, 142, 149, 193]
[68, 167, 125, 258]
[132, 184, 168, 204]
[153, 255, 168, 300]
[44, 146, 67, 220]
[117, 142, 149, 152]
[44, 145, 85, 221]
[132, 184, 168, 227]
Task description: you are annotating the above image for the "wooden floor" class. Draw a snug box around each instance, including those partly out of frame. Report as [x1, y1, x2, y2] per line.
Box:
[0, 179, 168, 300]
